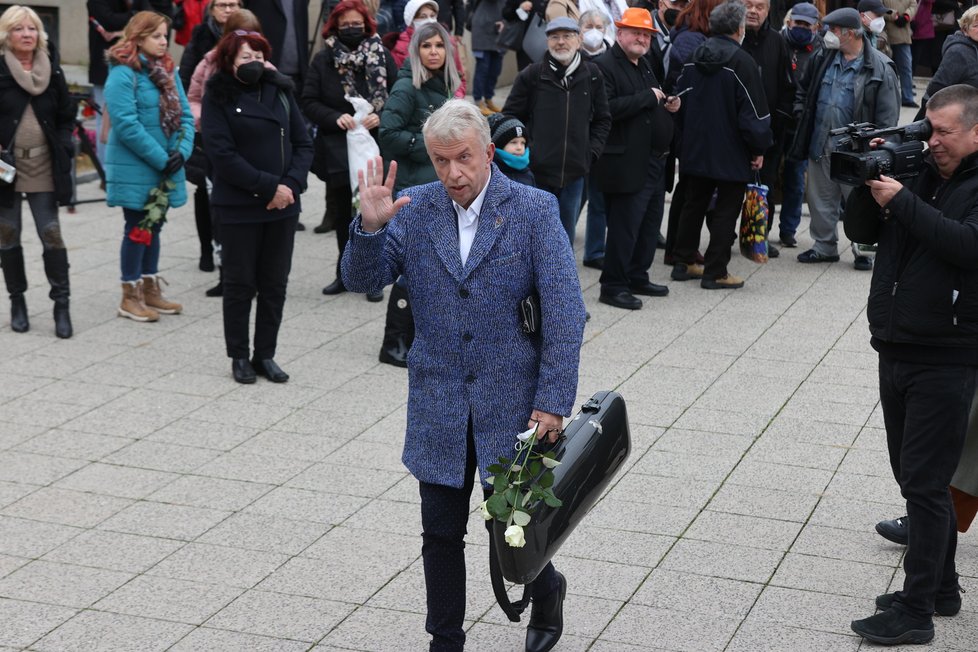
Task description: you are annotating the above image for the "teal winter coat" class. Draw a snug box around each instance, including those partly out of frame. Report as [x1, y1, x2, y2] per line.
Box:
[378, 60, 451, 191]
[103, 59, 195, 210]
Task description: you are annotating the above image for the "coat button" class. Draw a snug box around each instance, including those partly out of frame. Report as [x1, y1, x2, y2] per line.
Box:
[462, 333, 472, 342]
[465, 374, 476, 383]
[458, 288, 469, 298]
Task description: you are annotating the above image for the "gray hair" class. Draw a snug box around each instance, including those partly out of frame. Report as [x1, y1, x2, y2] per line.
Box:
[709, 1, 747, 36]
[422, 99, 491, 149]
[0, 4, 48, 55]
[579, 9, 607, 28]
[928, 84, 978, 129]
[409, 21, 461, 94]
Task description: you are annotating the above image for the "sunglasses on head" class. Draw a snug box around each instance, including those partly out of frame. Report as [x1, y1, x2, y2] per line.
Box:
[233, 30, 261, 37]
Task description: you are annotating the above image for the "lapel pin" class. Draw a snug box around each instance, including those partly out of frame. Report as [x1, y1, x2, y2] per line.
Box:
[494, 215, 504, 228]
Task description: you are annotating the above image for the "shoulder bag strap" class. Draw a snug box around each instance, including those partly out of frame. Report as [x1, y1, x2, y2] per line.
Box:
[487, 529, 531, 622]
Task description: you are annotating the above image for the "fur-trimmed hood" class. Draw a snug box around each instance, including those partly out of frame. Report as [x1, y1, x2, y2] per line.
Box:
[205, 67, 294, 105]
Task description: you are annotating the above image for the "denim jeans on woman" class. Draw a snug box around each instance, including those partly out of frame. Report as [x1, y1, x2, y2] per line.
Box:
[120, 207, 161, 282]
[472, 50, 504, 102]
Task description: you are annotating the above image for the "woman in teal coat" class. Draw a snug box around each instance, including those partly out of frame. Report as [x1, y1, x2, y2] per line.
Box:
[104, 11, 194, 323]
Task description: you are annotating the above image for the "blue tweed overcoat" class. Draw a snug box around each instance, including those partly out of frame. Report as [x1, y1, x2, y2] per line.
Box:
[342, 166, 586, 488]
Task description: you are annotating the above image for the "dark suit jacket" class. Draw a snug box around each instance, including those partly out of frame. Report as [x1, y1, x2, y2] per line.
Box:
[87, 0, 132, 85]
[249, 0, 311, 86]
[591, 44, 674, 194]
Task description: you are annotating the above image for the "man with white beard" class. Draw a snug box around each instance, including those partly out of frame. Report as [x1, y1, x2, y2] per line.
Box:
[503, 17, 612, 247]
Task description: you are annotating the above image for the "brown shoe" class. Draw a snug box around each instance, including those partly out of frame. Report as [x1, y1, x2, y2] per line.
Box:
[670, 263, 704, 281]
[141, 275, 183, 314]
[476, 99, 494, 117]
[701, 274, 745, 289]
[119, 281, 159, 322]
[485, 99, 502, 113]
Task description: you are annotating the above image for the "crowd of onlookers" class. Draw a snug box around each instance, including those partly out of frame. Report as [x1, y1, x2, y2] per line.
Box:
[1, 0, 977, 382]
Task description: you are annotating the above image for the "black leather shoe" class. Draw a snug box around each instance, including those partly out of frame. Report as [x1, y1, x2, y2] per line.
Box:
[232, 358, 256, 384]
[780, 232, 797, 248]
[582, 257, 603, 270]
[768, 243, 780, 258]
[295, 221, 306, 231]
[876, 591, 961, 617]
[10, 296, 28, 333]
[252, 358, 289, 383]
[851, 608, 934, 645]
[322, 278, 346, 295]
[525, 572, 566, 652]
[854, 255, 874, 271]
[629, 281, 669, 297]
[366, 289, 384, 302]
[875, 515, 908, 545]
[599, 291, 642, 310]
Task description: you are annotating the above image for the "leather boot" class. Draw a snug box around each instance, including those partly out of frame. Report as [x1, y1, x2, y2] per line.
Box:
[194, 185, 214, 271]
[0, 245, 29, 333]
[42, 248, 72, 339]
[313, 208, 335, 234]
[141, 274, 182, 314]
[525, 572, 566, 652]
[119, 280, 159, 322]
[379, 282, 414, 368]
[205, 266, 223, 297]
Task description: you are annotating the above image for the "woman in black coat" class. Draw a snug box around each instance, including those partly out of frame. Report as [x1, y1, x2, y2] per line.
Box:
[301, 0, 397, 300]
[201, 30, 313, 384]
[0, 5, 75, 339]
[178, 0, 241, 273]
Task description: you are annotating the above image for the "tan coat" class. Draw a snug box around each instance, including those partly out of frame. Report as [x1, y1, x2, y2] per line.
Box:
[883, 0, 918, 46]
[546, 0, 580, 22]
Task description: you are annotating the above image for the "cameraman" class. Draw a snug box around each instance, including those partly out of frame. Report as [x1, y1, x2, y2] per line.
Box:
[846, 84, 978, 646]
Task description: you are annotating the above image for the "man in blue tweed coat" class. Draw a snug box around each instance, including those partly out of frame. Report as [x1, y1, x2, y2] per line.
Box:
[342, 99, 587, 652]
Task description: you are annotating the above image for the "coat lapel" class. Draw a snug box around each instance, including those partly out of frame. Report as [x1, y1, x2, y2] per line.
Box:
[461, 168, 511, 279]
[425, 189, 464, 282]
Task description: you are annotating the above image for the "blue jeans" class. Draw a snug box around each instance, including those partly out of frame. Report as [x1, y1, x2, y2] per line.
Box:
[584, 173, 607, 262]
[120, 208, 161, 282]
[891, 44, 915, 104]
[472, 50, 503, 102]
[540, 177, 585, 247]
[778, 157, 808, 237]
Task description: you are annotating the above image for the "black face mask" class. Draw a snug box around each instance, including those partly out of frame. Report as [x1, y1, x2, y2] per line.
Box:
[234, 60, 264, 85]
[338, 26, 366, 48]
[663, 8, 680, 27]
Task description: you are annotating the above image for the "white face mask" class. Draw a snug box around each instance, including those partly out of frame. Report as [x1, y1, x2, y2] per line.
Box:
[823, 30, 841, 49]
[869, 16, 885, 34]
[413, 17, 437, 30]
[582, 28, 605, 51]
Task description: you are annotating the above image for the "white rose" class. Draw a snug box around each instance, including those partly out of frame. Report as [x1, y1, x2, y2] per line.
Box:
[504, 524, 526, 548]
[479, 500, 492, 520]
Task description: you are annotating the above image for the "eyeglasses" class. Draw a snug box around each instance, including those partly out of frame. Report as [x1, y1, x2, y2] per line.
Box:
[233, 30, 260, 37]
[214, 2, 240, 10]
[338, 21, 366, 29]
[547, 32, 578, 42]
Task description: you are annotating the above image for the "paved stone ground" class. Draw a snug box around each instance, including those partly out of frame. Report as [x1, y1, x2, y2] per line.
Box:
[0, 90, 975, 651]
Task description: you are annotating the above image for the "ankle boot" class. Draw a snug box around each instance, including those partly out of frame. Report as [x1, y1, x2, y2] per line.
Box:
[0, 245, 29, 333]
[119, 280, 159, 322]
[42, 248, 72, 339]
[313, 209, 335, 234]
[205, 266, 223, 297]
[142, 275, 182, 314]
[379, 282, 414, 368]
[525, 572, 567, 652]
[194, 185, 214, 271]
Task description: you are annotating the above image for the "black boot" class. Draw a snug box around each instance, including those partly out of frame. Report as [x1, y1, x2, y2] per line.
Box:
[379, 282, 414, 368]
[205, 266, 223, 297]
[525, 572, 566, 652]
[0, 246, 29, 333]
[42, 248, 72, 339]
[194, 185, 214, 271]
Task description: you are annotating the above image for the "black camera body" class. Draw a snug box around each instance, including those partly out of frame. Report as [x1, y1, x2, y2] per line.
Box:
[829, 120, 932, 185]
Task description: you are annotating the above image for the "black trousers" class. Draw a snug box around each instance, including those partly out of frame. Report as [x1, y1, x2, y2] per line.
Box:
[664, 173, 687, 257]
[600, 155, 666, 294]
[879, 354, 978, 619]
[221, 215, 298, 359]
[418, 426, 559, 652]
[673, 175, 746, 280]
[326, 179, 353, 279]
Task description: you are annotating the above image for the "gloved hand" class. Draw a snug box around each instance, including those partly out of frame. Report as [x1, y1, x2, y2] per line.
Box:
[894, 14, 909, 27]
[162, 152, 185, 177]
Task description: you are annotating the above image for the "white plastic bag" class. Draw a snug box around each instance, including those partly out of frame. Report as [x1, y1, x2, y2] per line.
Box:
[346, 95, 380, 191]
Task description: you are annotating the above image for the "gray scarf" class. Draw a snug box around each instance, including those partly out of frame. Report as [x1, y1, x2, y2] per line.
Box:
[4, 48, 51, 96]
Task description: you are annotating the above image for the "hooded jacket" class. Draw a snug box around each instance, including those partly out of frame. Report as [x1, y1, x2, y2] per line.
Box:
[674, 35, 773, 183]
[921, 31, 978, 106]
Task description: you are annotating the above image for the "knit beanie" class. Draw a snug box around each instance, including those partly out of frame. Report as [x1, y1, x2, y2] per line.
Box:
[488, 113, 527, 149]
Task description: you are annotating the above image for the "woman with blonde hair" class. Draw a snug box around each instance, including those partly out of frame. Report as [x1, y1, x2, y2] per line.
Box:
[104, 10, 194, 322]
[0, 5, 75, 338]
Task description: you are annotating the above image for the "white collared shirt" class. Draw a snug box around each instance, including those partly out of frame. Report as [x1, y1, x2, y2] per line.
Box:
[452, 172, 491, 266]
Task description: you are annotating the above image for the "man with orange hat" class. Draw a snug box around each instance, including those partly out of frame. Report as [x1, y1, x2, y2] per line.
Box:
[591, 7, 681, 310]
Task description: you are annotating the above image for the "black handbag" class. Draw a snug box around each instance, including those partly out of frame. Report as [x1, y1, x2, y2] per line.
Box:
[490, 391, 632, 587]
[184, 133, 208, 186]
[497, 19, 527, 51]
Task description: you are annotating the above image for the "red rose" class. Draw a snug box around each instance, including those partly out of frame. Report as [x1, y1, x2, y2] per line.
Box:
[128, 226, 153, 246]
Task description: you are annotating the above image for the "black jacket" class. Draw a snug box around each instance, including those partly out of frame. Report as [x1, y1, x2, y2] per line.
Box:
[201, 69, 313, 223]
[437, 0, 467, 37]
[87, 0, 132, 86]
[300, 41, 398, 184]
[674, 35, 772, 183]
[844, 153, 978, 353]
[502, 54, 611, 189]
[591, 43, 674, 194]
[0, 55, 75, 207]
[249, 0, 310, 86]
[178, 15, 222, 92]
[742, 19, 795, 146]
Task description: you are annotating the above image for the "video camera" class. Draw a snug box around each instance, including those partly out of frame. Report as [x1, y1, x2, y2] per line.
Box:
[829, 119, 932, 185]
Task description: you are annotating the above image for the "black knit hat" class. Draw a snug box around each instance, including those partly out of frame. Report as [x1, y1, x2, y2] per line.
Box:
[487, 113, 527, 149]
